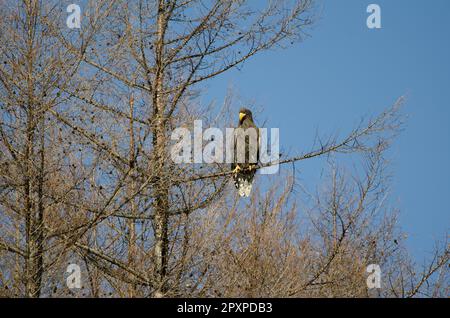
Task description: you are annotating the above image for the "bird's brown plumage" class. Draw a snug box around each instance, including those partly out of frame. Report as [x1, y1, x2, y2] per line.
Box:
[231, 108, 259, 197]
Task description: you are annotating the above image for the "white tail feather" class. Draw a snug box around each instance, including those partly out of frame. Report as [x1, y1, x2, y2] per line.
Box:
[237, 179, 253, 197]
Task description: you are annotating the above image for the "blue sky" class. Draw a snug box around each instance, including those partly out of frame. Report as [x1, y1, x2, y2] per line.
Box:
[203, 0, 450, 261]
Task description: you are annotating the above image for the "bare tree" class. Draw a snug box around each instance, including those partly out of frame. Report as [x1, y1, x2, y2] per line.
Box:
[41, 0, 316, 297]
[0, 0, 92, 297]
[0, 0, 447, 298]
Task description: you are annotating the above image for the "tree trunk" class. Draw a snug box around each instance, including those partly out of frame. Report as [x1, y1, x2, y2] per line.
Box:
[152, 0, 169, 298]
[24, 2, 43, 296]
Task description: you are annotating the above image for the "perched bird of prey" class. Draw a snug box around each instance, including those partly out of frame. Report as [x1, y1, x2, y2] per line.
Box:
[231, 108, 259, 197]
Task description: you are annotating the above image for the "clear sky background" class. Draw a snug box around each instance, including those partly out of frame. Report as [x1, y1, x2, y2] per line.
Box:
[202, 0, 450, 262]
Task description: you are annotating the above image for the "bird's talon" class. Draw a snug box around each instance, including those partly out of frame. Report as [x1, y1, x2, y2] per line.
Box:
[232, 166, 242, 174]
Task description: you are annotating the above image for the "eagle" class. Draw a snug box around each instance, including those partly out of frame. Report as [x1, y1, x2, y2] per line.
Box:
[231, 108, 259, 197]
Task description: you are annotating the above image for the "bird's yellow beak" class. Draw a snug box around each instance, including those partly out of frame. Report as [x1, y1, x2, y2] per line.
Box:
[239, 112, 246, 121]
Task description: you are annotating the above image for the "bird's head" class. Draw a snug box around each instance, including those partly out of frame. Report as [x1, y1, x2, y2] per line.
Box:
[238, 108, 253, 123]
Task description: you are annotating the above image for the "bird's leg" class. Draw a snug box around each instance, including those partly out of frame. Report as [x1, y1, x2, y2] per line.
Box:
[232, 165, 242, 174]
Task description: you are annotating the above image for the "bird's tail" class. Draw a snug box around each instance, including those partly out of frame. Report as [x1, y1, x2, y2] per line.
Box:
[234, 176, 253, 197]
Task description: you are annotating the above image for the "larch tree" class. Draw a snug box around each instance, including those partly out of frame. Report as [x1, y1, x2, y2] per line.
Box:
[0, 0, 447, 298]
